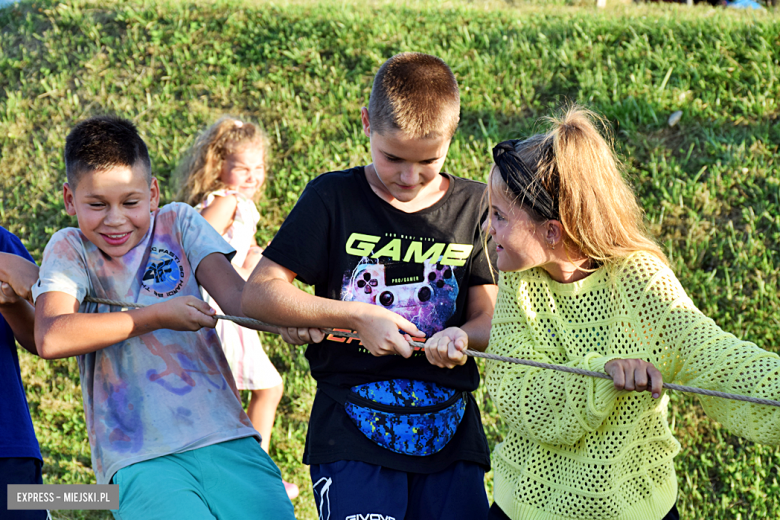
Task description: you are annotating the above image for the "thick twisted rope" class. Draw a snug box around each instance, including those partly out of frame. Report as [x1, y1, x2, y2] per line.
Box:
[83, 296, 780, 407]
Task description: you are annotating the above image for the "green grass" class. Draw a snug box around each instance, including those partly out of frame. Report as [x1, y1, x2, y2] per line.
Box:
[1, 0, 779, 518]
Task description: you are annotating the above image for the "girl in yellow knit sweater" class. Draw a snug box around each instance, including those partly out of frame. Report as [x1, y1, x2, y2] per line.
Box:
[476, 106, 780, 520]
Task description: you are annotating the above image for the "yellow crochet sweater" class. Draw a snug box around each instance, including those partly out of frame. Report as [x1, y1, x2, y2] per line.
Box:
[486, 252, 780, 520]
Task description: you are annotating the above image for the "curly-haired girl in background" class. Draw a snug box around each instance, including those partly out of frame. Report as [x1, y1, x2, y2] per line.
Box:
[178, 117, 298, 500]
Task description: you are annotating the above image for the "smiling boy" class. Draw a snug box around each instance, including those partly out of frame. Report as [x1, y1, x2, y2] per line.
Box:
[32, 116, 294, 520]
[242, 53, 497, 519]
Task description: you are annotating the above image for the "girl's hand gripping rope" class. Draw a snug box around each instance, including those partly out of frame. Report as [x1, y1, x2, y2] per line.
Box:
[604, 358, 664, 399]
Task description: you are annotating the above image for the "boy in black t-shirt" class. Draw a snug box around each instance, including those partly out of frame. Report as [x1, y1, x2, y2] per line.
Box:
[242, 52, 497, 519]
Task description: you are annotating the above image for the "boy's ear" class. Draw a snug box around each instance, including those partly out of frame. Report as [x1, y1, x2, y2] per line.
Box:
[149, 177, 160, 212]
[360, 107, 371, 138]
[63, 183, 77, 216]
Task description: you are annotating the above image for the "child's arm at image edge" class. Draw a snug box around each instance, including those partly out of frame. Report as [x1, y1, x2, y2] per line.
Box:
[0, 252, 38, 303]
[0, 252, 39, 353]
[34, 291, 217, 359]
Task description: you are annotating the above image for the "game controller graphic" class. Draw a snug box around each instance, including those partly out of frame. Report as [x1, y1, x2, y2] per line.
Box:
[342, 258, 459, 337]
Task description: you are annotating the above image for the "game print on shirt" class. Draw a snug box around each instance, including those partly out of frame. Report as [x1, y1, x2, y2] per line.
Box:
[33, 203, 258, 484]
[341, 237, 471, 340]
[262, 167, 495, 474]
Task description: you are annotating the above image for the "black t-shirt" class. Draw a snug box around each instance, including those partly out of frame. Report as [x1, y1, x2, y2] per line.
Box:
[263, 166, 495, 473]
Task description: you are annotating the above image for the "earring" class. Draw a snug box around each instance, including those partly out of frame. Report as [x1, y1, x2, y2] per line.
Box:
[547, 241, 556, 250]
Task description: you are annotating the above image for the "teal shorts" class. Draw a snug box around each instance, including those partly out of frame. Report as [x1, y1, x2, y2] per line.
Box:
[110, 437, 295, 520]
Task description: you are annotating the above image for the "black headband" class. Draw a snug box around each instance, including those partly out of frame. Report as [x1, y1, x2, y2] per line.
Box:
[492, 140, 559, 221]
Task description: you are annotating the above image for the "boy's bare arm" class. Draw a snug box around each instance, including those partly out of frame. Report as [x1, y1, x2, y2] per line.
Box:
[35, 291, 217, 360]
[195, 252, 277, 334]
[425, 284, 498, 369]
[0, 284, 37, 354]
[242, 256, 424, 357]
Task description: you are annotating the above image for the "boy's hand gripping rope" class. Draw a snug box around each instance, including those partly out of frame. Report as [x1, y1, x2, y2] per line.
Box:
[83, 296, 780, 408]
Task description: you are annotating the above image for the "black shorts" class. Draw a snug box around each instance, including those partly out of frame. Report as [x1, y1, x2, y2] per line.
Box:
[0, 457, 48, 520]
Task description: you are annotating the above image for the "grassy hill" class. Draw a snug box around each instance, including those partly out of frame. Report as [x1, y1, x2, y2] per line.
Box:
[1, 0, 779, 518]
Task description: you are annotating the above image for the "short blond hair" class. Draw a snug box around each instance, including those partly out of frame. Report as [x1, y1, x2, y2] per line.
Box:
[177, 116, 270, 206]
[491, 105, 667, 266]
[368, 52, 460, 139]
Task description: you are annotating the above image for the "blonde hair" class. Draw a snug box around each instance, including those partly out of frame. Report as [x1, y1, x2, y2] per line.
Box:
[491, 105, 667, 267]
[368, 52, 460, 139]
[177, 116, 270, 206]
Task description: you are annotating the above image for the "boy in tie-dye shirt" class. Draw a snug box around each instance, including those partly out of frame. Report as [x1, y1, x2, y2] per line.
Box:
[32, 116, 295, 520]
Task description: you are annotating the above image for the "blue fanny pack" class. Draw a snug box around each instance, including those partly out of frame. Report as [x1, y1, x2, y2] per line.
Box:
[322, 379, 467, 457]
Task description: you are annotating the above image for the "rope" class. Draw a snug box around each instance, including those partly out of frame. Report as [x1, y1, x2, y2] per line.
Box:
[82, 296, 780, 408]
[82, 296, 407, 345]
[464, 349, 780, 407]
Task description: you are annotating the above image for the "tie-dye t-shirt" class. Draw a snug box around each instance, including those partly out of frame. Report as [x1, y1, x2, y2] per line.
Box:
[32, 203, 257, 484]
